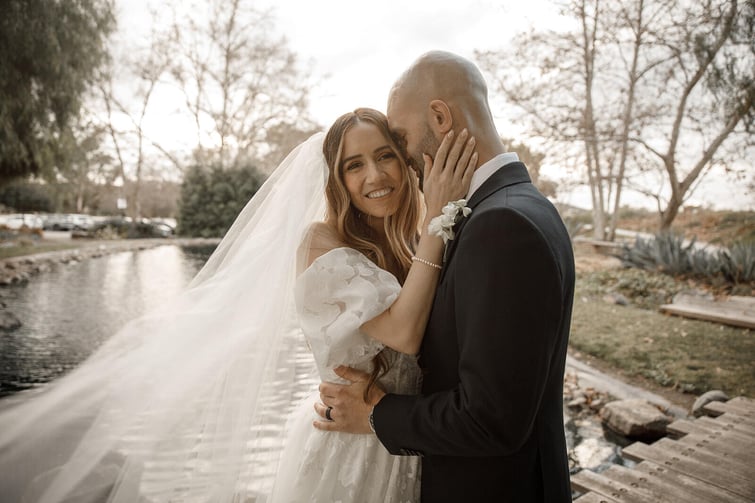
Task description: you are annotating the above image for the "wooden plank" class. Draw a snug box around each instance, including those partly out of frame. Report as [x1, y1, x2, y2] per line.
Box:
[572, 469, 657, 503]
[601, 463, 742, 503]
[703, 399, 755, 420]
[727, 296, 755, 310]
[667, 418, 713, 438]
[632, 461, 753, 503]
[622, 441, 754, 497]
[697, 414, 755, 435]
[667, 418, 753, 443]
[574, 491, 621, 503]
[729, 396, 755, 410]
[651, 437, 753, 477]
[659, 302, 755, 329]
[676, 433, 755, 466]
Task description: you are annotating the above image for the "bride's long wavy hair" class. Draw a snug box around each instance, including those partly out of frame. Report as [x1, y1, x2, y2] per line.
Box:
[323, 108, 422, 394]
[323, 108, 422, 281]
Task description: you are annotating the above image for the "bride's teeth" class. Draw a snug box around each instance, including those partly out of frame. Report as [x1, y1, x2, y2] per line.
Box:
[367, 188, 392, 199]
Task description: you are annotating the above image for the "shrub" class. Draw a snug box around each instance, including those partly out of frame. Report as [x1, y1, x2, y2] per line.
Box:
[177, 163, 265, 238]
[0, 182, 53, 212]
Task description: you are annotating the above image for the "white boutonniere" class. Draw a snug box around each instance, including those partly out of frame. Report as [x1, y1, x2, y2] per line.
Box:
[428, 199, 472, 244]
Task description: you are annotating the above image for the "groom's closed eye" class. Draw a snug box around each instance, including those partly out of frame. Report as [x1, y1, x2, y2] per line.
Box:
[390, 129, 422, 189]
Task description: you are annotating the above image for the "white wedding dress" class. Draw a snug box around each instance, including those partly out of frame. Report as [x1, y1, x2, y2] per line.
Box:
[0, 133, 421, 503]
[271, 247, 422, 503]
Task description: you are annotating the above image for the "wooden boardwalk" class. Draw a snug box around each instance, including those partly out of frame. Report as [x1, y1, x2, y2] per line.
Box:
[660, 294, 755, 329]
[572, 396, 755, 502]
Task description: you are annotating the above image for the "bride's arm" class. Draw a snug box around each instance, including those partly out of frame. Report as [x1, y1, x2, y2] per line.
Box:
[361, 130, 477, 355]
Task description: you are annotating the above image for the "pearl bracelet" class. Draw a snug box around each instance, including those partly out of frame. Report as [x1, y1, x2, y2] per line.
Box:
[411, 256, 442, 270]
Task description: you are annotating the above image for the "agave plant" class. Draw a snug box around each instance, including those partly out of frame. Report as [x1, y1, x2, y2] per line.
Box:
[621, 233, 754, 285]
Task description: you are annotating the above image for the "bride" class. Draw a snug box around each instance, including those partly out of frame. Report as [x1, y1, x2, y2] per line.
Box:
[0, 108, 475, 502]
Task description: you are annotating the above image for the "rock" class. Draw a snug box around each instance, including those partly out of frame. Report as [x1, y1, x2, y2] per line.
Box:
[589, 398, 604, 411]
[691, 390, 729, 418]
[603, 292, 629, 306]
[600, 399, 671, 440]
[0, 310, 22, 331]
[568, 396, 587, 409]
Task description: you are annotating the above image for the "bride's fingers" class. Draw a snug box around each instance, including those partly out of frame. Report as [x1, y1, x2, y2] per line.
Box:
[422, 154, 433, 185]
[442, 129, 468, 173]
[429, 130, 454, 178]
[459, 152, 478, 194]
[453, 135, 475, 181]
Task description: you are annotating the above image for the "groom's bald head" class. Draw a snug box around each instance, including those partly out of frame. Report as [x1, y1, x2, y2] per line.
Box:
[387, 51, 502, 172]
[390, 51, 490, 117]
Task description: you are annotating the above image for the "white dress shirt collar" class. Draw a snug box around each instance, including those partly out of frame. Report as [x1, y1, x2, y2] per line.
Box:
[466, 152, 520, 200]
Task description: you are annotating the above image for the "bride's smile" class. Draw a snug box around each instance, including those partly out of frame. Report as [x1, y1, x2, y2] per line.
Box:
[365, 187, 394, 199]
[339, 121, 404, 221]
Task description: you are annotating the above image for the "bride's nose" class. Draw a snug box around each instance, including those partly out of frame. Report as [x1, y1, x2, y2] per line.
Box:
[364, 161, 387, 184]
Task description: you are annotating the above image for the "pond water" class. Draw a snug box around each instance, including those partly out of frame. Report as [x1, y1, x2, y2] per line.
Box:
[0, 244, 628, 492]
[0, 245, 214, 395]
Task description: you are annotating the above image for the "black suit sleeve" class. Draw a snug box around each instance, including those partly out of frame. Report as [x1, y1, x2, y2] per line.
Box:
[373, 207, 565, 456]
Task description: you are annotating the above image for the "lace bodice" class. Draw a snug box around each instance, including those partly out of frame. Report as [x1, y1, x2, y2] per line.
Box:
[271, 247, 421, 502]
[294, 246, 421, 394]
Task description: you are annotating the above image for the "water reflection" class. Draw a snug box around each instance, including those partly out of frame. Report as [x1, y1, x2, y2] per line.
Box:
[0, 245, 214, 395]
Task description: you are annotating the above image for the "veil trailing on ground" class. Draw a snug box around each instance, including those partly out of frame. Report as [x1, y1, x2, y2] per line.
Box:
[0, 133, 328, 503]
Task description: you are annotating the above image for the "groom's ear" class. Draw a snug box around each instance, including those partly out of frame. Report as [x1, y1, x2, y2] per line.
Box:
[428, 99, 453, 136]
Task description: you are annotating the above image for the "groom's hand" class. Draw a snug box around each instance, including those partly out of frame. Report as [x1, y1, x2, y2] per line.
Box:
[313, 366, 385, 434]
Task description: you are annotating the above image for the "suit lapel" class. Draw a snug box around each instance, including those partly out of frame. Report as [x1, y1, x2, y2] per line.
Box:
[440, 162, 531, 281]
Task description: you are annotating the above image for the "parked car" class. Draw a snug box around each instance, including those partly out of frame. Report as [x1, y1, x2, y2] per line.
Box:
[0, 213, 44, 230]
[43, 214, 75, 231]
[88, 217, 172, 239]
[42, 213, 95, 231]
[70, 214, 95, 230]
[150, 221, 174, 237]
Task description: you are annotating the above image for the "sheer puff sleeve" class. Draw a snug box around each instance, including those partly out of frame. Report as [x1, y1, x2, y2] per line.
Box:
[294, 247, 401, 383]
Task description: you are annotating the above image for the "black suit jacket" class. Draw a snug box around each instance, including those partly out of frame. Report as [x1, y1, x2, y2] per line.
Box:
[374, 162, 574, 502]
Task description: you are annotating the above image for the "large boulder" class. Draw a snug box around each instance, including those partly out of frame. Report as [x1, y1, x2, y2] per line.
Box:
[600, 399, 671, 440]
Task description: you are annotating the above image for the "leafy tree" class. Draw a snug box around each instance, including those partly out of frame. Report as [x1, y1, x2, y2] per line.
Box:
[0, 0, 115, 183]
[49, 118, 112, 213]
[177, 163, 265, 237]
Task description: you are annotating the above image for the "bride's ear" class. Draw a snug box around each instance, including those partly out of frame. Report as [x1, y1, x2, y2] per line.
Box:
[427, 99, 453, 136]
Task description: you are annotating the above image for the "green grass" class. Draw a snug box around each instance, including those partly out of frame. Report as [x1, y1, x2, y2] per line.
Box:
[571, 273, 754, 397]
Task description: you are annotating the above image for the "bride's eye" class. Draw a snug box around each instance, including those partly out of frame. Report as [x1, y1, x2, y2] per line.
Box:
[345, 161, 362, 171]
[378, 152, 396, 162]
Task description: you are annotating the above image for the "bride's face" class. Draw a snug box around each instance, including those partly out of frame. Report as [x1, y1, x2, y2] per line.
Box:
[340, 122, 404, 221]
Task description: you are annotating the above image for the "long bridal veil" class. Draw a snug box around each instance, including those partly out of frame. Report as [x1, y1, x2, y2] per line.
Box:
[0, 133, 327, 503]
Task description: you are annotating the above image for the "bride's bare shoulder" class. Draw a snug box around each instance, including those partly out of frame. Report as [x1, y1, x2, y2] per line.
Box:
[298, 223, 346, 270]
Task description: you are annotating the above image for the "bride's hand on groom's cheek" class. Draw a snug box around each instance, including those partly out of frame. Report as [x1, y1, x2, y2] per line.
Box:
[313, 366, 386, 434]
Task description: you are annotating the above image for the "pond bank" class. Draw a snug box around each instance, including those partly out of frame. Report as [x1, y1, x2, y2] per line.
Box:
[0, 237, 220, 286]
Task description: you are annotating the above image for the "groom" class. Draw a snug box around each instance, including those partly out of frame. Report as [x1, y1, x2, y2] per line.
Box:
[315, 51, 574, 502]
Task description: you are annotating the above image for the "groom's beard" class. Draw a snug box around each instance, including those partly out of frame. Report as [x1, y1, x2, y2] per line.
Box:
[410, 127, 441, 192]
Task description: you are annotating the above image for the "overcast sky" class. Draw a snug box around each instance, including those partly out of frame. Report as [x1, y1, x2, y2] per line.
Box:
[115, 0, 752, 211]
